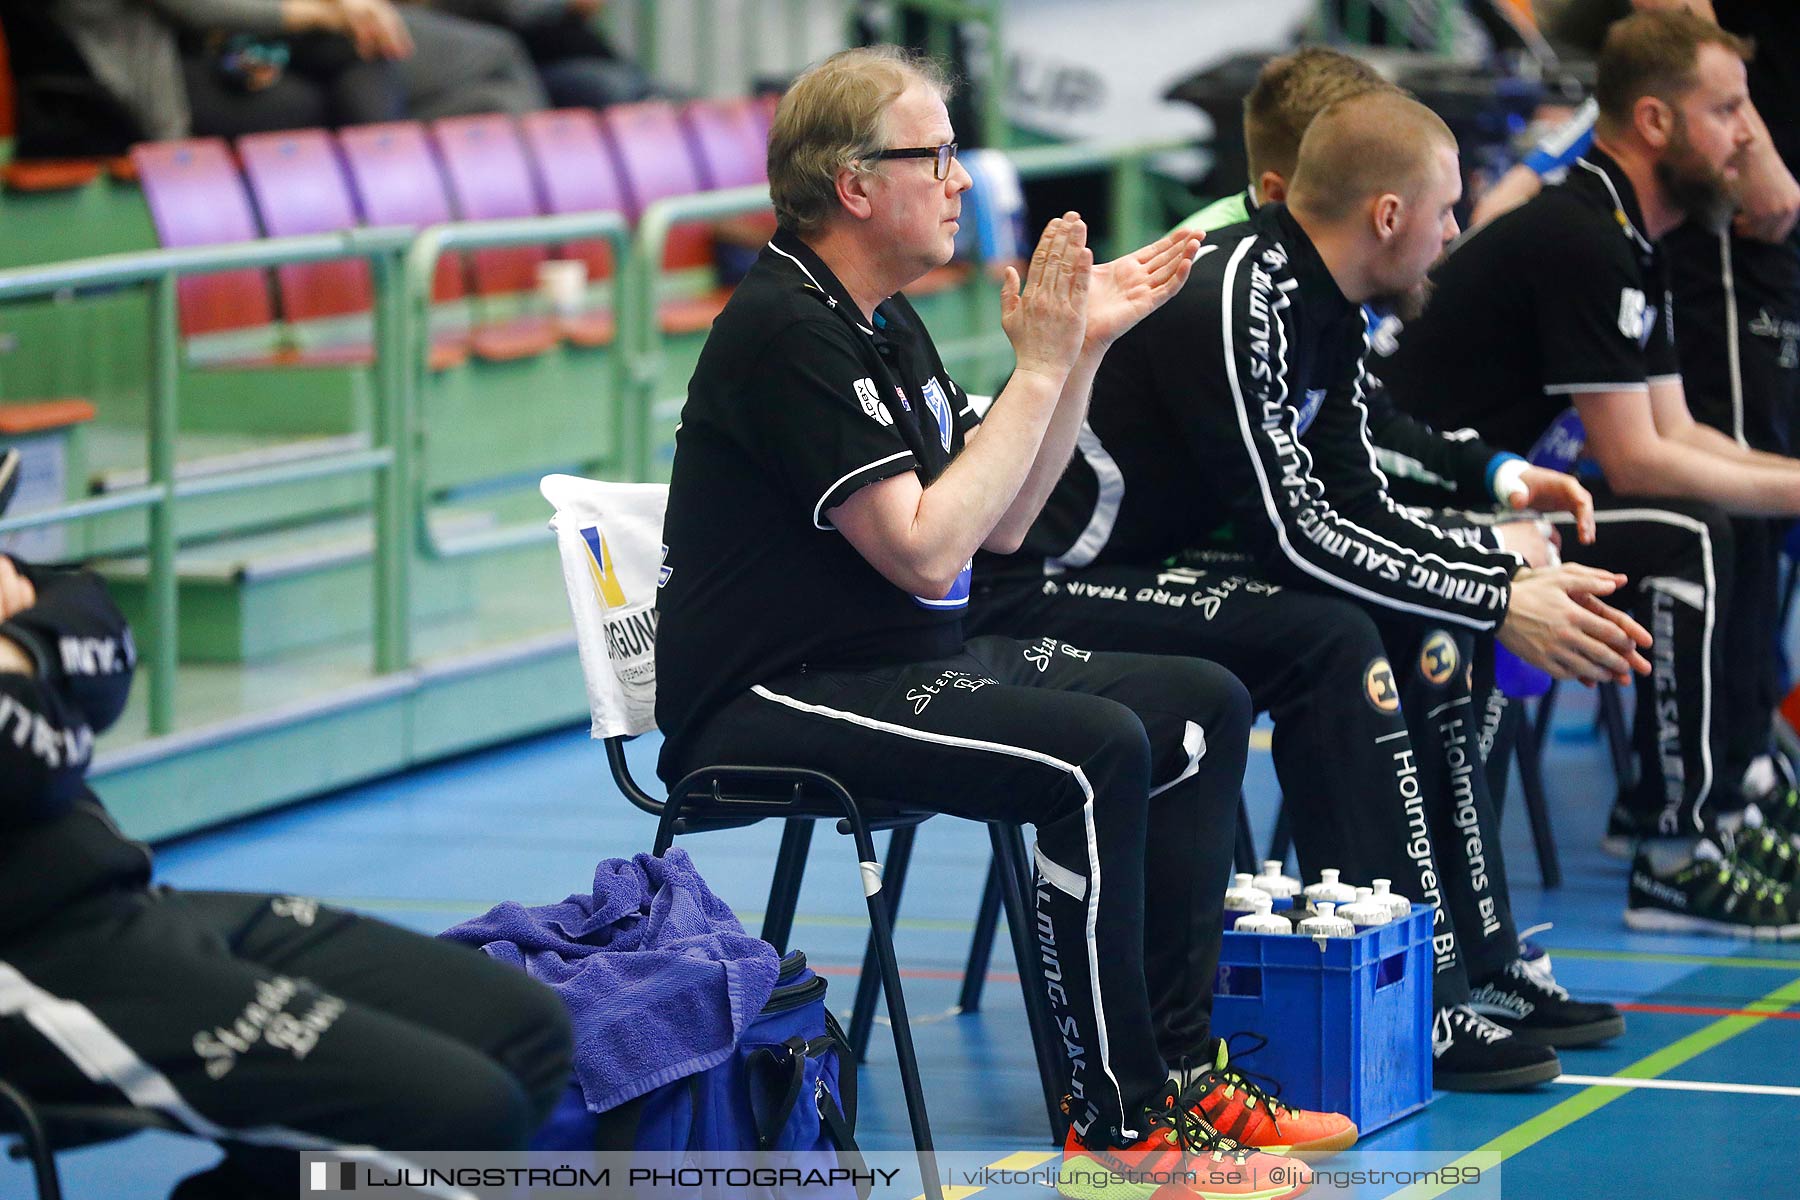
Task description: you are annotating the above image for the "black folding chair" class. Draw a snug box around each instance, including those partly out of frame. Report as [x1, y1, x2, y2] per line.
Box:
[546, 474, 972, 1193]
[0, 1076, 188, 1200]
[602, 739, 946, 1194]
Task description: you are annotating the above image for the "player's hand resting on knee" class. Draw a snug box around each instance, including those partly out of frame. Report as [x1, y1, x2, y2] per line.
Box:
[1499, 564, 1653, 686]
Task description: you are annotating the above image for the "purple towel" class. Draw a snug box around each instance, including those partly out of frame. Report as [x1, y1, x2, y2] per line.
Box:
[441, 848, 781, 1113]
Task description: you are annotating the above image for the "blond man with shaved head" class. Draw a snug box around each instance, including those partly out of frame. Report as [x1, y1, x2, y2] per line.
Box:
[969, 87, 1656, 1091]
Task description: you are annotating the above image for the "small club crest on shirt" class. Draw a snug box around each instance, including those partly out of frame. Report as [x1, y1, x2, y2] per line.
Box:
[1617, 287, 1647, 340]
[921, 376, 953, 451]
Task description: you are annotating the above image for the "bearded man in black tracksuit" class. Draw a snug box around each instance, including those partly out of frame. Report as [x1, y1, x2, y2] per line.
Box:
[1385, 10, 1800, 938]
[970, 90, 1652, 1091]
[0, 545, 572, 1198]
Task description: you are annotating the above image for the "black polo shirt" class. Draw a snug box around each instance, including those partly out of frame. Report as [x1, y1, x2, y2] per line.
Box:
[1381, 148, 1681, 462]
[655, 229, 978, 775]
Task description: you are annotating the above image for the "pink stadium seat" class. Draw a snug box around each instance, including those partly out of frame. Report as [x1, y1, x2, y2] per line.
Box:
[240, 129, 465, 369]
[518, 108, 627, 344]
[129, 139, 274, 337]
[237, 130, 370, 326]
[680, 97, 768, 190]
[430, 114, 545, 294]
[753, 91, 780, 141]
[336, 122, 466, 306]
[599, 101, 728, 332]
[429, 114, 562, 360]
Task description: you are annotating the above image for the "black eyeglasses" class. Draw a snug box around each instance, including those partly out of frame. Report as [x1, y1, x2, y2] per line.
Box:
[868, 142, 959, 181]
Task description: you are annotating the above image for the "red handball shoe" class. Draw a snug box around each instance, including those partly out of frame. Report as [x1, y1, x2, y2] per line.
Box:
[1175, 1037, 1358, 1156]
[1056, 1083, 1312, 1200]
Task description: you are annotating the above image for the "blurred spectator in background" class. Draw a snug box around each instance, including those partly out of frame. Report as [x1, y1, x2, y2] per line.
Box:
[418, 0, 657, 107]
[13, 0, 543, 157]
[23, 0, 408, 148]
[396, 1, 549, 116]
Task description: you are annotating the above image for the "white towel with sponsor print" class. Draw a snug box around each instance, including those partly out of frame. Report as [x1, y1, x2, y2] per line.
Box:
[541, 474, 670, 739]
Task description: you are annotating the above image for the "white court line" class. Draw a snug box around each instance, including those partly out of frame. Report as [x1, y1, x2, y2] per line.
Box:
[1554, 1073, 1800, 1098]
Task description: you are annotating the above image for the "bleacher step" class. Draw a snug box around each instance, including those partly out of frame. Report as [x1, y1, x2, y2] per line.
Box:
[96, 513, 491, 664]
[79, 432, 376, 556]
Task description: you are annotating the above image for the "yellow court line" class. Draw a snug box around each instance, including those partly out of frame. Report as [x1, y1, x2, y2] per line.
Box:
[910, 1150, 1059, 1200]
[1383, 972, 1800, 1200]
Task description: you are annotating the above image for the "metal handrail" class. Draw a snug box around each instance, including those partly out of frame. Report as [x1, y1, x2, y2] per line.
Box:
[400, 211, 635, 563]
[624, 184, 773, 480]
[0, 140, 1183, 745]
[0, 228, 414, 730]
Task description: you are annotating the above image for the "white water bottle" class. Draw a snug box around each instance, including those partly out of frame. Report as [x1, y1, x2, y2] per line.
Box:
[1338, 886, 1391, 928]
[1297, 901, 1355, 938]
[1232, 893, 1293, 934]
[1371, 878, 1413, 922]
[1303, 867, 1357, 906]
[1251, 859, 1301, 900]
[1224, 872, 1266, 913]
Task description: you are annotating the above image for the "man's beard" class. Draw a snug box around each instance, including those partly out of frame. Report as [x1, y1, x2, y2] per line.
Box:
[1657, 125, 1738, 232]
[1370, 274, 1435, 323]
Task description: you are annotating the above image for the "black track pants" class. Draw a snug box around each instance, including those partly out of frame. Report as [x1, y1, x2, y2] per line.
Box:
[1548, 484, 1736, 835]
[669, 636, 1250, 1148]
[0, 889, 573, 1199]
[970, 566, 1520, 999]
[1667, 223, 1800, 794]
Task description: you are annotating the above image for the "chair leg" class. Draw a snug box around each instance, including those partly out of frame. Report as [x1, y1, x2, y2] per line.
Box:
[1233, 791, 1257, 875]
[848, 824, 919, 1061]
[830, 800, 938, 1194]
[1534, 681, 1560, 749]
[957, 855, 1005, 1013]
[0, 1079, 63, 1200]
[1266, 795, 1292, 867]
[760, 819, 814, 953]
[993, 824, 1069, 1146]
[1515, 698, 1563, 888]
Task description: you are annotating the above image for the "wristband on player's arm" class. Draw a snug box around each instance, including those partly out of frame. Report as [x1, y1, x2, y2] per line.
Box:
[1487, 452, 1530, 506]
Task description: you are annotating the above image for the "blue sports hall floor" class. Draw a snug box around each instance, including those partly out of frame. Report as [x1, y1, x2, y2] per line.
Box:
[9, 685, 1799, 1198]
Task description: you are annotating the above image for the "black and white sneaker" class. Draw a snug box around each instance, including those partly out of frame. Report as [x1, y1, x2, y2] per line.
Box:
[1468, 959, 1625, 1047]
[1625, 839, 1800, 940]
[1722, 806, 1800, 889]
[1431, 1004, 1561, 1092]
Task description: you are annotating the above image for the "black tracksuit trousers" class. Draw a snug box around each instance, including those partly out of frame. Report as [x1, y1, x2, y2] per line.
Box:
[968, 565, 1520, 1008]
[0, 888, 573, 1199]
[1666, 222, 1800, 799]
[666, 635, 1250, 1149]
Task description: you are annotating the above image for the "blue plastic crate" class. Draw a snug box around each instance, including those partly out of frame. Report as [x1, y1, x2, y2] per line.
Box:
[1210, 905, 1434, 1134]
